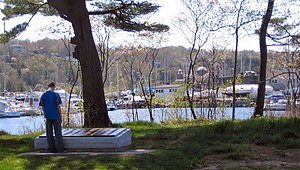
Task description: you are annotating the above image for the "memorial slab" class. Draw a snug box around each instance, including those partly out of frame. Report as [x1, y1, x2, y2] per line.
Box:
[34, 128, 132, 152]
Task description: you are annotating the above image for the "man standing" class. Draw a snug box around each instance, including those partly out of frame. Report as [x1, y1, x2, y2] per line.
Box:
[39, 82, 64, 153]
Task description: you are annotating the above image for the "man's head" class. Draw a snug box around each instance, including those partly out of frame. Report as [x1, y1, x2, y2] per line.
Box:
[48, 82, 56, 89]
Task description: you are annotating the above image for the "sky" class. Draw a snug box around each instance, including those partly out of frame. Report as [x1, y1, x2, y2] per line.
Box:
[0, 0, 270, 52]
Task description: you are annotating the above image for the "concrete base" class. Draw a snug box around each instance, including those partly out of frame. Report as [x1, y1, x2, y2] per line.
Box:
[34, 128, 132, 152]
[18, 149, 153, 157]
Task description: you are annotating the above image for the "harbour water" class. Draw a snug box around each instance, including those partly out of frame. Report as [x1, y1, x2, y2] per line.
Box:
[0, 107, 284, 135]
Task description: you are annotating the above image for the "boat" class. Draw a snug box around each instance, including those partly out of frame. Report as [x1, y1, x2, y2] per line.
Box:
[19, 106, 42, 116]
[106, 101, 117, 111]
[23, 91, 43, 109]
[54, 90, 84, 114]
[0, 100, 21, 118]
[264, 99, 288, 111]
[70, 94, 83, 107]
[55, 89, 70, 105]
[20, 91, 43, 116]
[117, 94, 147, 109]
[217, 97, 252, 107]
[222, 84, 274, 101]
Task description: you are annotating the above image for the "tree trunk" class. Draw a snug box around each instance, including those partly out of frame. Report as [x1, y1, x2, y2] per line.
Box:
[254, 0, 275, 117]
[48, 0, 111, 127]
[186, 67, 197, 119]
[232, 30, 239, 120]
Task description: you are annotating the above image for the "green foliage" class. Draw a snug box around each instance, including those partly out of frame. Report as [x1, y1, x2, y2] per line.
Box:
[0, 130, 9, 136]
[269, 17, 294, 34]
[0, 51, 79, 92]
[220, 74, 243, 90]
[122, 121, 162, 129]
[270, 17, 287, 25]
[93, 1, 170, 32]
[1, 0, 55, 18]
[2, 0, 41, 20]
[0, 23, 27, 43]
[0, 0, 53, 43]
[95, 1, 159, 17]
[0, 0, 168, 44]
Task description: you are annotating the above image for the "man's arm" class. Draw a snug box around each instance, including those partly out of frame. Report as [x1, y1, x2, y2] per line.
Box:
[57, 105, 62, 123]
[55, 93, 63, 122]
[41, 106, 44, 115]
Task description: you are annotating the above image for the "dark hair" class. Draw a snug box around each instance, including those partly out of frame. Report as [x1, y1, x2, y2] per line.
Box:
[48, 82, 55, 88]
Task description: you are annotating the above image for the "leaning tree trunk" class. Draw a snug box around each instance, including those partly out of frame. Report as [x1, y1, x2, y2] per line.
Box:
[48, 0, 111, 127]
[253, 0, 274, 117]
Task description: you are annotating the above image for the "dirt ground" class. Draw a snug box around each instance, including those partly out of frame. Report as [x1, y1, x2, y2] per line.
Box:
[198, 145, 300, 169]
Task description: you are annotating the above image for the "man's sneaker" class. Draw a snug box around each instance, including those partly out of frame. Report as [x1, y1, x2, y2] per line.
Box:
[46, 148, 57, 153]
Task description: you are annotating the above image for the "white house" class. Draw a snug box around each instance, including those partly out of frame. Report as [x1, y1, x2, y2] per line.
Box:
[154, 84, 185, 98]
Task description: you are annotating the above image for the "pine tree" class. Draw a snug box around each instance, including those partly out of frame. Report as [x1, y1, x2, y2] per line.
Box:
[1, 0, 168, 127]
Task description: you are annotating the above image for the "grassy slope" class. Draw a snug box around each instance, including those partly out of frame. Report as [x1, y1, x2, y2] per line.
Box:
[0, 117, 300, 169]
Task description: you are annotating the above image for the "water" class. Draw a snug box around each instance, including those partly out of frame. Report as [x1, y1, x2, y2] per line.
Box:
[0, 107, 284, 135]
[0, 116, 45, 135]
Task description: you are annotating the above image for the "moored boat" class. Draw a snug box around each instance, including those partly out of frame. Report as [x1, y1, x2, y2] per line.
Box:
[264, 99, 288, 111]
[0, 100, 21, 118]
[106, 101, 117, 111]
[19, 107, 42, 116]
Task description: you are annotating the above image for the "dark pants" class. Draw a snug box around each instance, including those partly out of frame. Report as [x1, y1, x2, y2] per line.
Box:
[46, 119, 64, 152]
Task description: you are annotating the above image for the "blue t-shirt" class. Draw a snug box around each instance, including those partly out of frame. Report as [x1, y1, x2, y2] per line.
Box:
[39, 90, 62, 120]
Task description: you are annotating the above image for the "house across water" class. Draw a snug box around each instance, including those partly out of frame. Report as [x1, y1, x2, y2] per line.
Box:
[154, 84, 184, 98]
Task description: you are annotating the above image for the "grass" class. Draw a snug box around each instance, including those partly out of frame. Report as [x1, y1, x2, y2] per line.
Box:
[0, 117, 300, 169]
